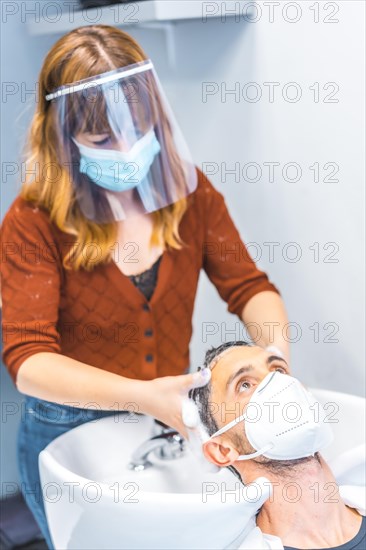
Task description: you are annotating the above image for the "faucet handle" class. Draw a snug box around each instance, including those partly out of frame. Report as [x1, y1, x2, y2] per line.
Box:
[154, 432, 186, 460]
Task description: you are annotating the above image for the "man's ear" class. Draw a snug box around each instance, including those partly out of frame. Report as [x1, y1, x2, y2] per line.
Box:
[202, 437, 240, 467]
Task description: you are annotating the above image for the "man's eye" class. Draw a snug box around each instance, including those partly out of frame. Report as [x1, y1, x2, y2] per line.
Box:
[274, 366, 287, 374]
[238, 380, 252, 393]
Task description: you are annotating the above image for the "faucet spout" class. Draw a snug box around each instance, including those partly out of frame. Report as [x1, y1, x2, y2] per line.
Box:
[128, 427, 186, 471]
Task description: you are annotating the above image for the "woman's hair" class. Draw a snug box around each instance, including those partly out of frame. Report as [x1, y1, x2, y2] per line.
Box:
[21, 25, 188, 271]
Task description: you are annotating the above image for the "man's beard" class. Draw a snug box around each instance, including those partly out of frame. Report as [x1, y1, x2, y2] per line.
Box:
[229, 431, 321, 478]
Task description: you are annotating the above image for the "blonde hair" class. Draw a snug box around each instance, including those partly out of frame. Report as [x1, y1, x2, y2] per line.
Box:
[21, 25, 187, 271]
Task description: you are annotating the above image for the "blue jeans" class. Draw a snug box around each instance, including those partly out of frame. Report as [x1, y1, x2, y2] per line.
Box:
[17, 395, 118, 550]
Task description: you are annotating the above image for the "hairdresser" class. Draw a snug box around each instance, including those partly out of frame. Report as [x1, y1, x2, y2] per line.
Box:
[0, 25, 289, 548]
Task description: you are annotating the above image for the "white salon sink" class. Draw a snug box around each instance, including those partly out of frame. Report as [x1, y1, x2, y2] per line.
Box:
[39, 413, 270, 549]
[39, 388, 365, 550]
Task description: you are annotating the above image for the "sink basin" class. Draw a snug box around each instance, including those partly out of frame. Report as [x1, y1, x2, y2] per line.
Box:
[39, 388, 365, 549]
[39, 413, 270, 549]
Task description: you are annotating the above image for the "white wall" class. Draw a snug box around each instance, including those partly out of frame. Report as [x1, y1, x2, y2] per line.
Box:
[1, 5, 59, 498]
[1, 1, 364, 495]
[164, 2, 365, 397]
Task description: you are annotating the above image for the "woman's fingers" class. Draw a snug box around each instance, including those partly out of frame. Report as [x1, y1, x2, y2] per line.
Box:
[181, 397, 201, 429]
[182, 368, 211, 394]
[145, 370, 211, 438]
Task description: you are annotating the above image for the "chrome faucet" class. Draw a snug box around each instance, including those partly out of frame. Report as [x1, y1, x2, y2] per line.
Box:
[128, 420, 186, 471]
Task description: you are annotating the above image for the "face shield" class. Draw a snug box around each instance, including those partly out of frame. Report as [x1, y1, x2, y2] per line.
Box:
[45, 59, 197, 222]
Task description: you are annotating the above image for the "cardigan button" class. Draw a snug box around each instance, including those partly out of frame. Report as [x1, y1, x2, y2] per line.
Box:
[144, 329, 153, 337]
[142, 303, 150, 311]
[145, 354, 154, 363]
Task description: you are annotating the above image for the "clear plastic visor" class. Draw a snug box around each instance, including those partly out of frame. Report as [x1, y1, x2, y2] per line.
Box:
[46, 59, 197, 222]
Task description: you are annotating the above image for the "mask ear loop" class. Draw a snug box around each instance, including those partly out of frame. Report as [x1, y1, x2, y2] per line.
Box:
[236, 444, 274, 461]
[209, 412, 247, 439]
[210, 372, 279, 438]
[208, 411, 275, 461]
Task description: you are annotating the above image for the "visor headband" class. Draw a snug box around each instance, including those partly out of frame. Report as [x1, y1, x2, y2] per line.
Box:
[45, 60, 154, 101]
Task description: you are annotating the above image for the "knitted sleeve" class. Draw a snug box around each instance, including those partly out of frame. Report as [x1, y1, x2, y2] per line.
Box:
[198, 169, 281, 318]
[0, 198, 62, 384]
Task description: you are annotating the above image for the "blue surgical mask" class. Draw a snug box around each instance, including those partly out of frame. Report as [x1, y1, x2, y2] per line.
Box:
[71, 128, 161, 192]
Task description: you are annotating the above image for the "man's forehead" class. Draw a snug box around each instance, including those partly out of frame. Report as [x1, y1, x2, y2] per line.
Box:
[209, 346, 273, 405]
[209, 345, 262, 371]
[208, 347, 236, 370]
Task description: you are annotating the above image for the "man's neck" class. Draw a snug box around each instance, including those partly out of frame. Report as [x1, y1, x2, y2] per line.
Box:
[241, 455, 362, 548]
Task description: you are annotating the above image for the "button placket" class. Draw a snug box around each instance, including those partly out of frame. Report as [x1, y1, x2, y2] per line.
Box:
[140, 302, 157, 377]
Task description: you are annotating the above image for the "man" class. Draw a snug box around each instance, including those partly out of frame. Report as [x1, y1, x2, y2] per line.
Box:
[190, 341, 365, 550]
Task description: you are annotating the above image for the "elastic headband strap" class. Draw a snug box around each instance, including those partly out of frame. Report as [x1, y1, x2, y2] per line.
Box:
[45, 60, 154, 101]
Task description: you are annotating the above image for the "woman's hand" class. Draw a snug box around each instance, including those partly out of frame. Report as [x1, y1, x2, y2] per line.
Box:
[141, 369, 211, 439]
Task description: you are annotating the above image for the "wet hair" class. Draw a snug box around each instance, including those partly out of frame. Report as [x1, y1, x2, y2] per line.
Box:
[190, 341, 252, 480]
[189, 341, 321, 481]
[189, 340, 251, 435]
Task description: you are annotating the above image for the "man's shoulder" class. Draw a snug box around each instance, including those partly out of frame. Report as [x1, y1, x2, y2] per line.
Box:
[339, 485, 366, 516]
[236, 525, 283, 549]
[236, 499, 366, 550]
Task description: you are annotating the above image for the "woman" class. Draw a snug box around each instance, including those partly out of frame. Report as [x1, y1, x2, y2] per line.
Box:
[0, 25, 289, 549]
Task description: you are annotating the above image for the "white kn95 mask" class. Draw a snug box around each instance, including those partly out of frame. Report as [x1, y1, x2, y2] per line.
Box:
[209, 371, 334, 461]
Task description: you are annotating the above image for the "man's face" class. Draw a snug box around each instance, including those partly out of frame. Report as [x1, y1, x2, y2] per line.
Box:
[206, 346, 290, 459]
